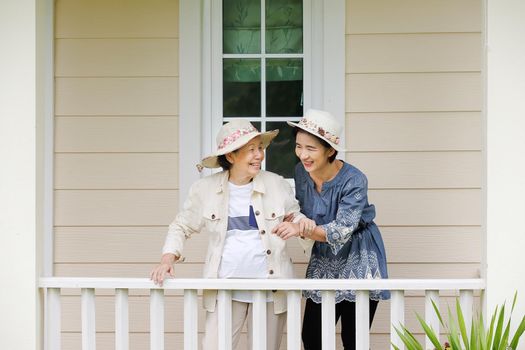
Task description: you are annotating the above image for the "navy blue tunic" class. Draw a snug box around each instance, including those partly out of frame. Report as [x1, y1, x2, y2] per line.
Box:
[295, 161, 390, 303]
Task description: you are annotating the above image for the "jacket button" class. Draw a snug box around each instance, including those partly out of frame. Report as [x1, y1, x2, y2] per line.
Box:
[255, 210, 260, 216]
[269, 269, 274, 275]
[211, 214, 215, 219]
[271, 213, 276, 218]
[260, 230, 266, 235]
[266, 249, 271, 255]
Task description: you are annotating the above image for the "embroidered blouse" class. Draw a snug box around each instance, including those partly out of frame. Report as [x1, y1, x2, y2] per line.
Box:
[295, 161, 390, 303]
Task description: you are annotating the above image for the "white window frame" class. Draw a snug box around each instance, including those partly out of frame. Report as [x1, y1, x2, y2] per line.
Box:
[179, 0, 345, 202]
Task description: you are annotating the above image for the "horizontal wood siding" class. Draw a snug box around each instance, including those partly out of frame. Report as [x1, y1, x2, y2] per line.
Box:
[344, 0, 483, 347]
[54, 4, 181, 349]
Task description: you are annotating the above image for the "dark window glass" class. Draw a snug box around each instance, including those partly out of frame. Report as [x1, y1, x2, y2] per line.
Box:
[266, 58, 303, 117]
[223, 59, 261, 117]
[265, 121, 298, 178]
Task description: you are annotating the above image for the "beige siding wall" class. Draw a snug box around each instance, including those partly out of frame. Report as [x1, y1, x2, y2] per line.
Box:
[345, 0, 483, 347]
[54, 0, 180, 348]
[54, 0, 482, 348]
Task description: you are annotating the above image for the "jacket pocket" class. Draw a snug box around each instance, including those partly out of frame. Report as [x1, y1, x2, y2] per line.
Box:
[263, 207, 285, 221]
[202, 208, 222, 234]
[203, 209, 221, 222]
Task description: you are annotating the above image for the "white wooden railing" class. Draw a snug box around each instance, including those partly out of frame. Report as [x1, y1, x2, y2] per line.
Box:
[39, 278, 485, 350]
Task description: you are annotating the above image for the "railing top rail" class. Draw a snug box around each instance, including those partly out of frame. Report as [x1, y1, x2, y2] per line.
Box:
[39, 277, 485, 290]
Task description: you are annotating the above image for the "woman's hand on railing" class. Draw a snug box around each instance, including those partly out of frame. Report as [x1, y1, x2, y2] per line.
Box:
[150, 253, 177, 286]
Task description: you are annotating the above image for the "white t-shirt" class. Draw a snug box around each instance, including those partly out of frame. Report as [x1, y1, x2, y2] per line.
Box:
[218, 182, 271, 302]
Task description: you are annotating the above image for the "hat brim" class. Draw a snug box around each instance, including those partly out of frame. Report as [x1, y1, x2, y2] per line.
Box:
[201, 129, 279, 169]
[287, 121, 345, 152]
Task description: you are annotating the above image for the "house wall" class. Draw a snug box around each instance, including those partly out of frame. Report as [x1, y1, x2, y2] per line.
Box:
[344, 0, 483, 347]
[53, 0, 482, 348]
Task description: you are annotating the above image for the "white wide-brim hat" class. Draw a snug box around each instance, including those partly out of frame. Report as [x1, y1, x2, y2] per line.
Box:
[201, 119, 279, 169]
[287, 109, 345, 152]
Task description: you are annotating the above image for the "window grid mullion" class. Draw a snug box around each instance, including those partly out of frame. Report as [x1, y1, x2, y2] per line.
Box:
[261, 0, 267, 170]
[223, 53, 304, 59]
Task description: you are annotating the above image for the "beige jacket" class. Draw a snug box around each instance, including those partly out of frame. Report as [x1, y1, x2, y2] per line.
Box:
[162, 170, 312, 314]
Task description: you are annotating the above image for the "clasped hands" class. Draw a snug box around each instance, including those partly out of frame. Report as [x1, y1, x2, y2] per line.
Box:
[271, 215, 316, 240]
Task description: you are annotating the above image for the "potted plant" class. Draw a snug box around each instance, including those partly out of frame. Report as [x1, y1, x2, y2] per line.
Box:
[393, 292, 525, 350]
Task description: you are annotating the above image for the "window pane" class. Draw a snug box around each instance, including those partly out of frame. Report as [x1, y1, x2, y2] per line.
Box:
[223, 59, 261, 117]
[223, 0, 261, 54]
[266, 0, 303, 53]
[266, 58, 303, 117]
[265, 121, 297, 178]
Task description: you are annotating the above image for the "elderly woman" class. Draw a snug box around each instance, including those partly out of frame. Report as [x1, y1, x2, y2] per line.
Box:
[273, 109, 390, 350]
[150, 119, 308, 350]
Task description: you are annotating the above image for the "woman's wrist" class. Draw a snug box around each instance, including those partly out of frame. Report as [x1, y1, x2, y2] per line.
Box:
[302, 222, 317, 239]
[160, 253, 178, 265]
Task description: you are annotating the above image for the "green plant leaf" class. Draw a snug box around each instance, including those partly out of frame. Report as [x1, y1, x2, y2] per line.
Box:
[510, 314, 525, 349]
[477, 312, 486, 350]
[433, 299, 446, 327]
[493, 303, 506, 349]
[416, 314, 442, 350]
[511, 291, 518, 313]
[498, 313, 512, 350]
[470, 313, 478, 350]
[448, 308, 462, 350]
[394, 324, 423, 350]
[486, 306, 497, 349]
[456, 299, 470, 350]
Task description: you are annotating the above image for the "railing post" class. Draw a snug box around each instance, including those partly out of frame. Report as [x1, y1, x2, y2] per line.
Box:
[150, 289, 165, 350]
[287, 290, 302, 350]
[390, 290, 405, 350]
[252, 290, 267, 350]
[425, 290, 440, 350]
[218, 290, 232, 350]
[184, 290, 199, 350]
[356, 290, 370, 350]
[322, 291, 336, 350]
[81, 288, 96, 350]
[460, 289, 474, 336]
[47, 288, 61, 350]
[115, 288, 129, 350]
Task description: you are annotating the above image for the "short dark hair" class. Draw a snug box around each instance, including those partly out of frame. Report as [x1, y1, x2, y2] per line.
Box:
[217, 155, 233, 170]
[294, 128, 338, 163]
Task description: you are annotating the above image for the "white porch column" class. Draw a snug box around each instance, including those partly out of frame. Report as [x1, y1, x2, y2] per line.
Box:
[486, 0, 525, 339]
[0, 1, 44, 349]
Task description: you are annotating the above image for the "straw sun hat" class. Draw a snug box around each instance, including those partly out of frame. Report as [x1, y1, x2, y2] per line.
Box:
[200, 119, 279, 169]
[287, 109, 345, 152]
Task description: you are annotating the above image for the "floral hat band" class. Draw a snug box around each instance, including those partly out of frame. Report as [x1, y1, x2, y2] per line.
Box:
[200, 119, 279, 169]
[297, 118, 340, 145]
[218, 125, 257, 150]
[287, 109, 345, 152]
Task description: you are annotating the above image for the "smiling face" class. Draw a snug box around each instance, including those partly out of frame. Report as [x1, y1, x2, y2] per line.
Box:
[226, 135, 264, 184]
[295, 130, 335, 174]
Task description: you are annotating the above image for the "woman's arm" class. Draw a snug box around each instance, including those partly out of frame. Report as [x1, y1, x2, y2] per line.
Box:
[151, 182, 204, 285]
[321, 173, 369, 255]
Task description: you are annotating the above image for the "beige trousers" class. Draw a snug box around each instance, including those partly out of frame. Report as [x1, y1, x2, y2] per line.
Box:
[202, 301, 286, 350]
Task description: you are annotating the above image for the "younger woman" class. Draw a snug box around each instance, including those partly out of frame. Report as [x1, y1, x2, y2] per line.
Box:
[273, 109, 390, 350]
